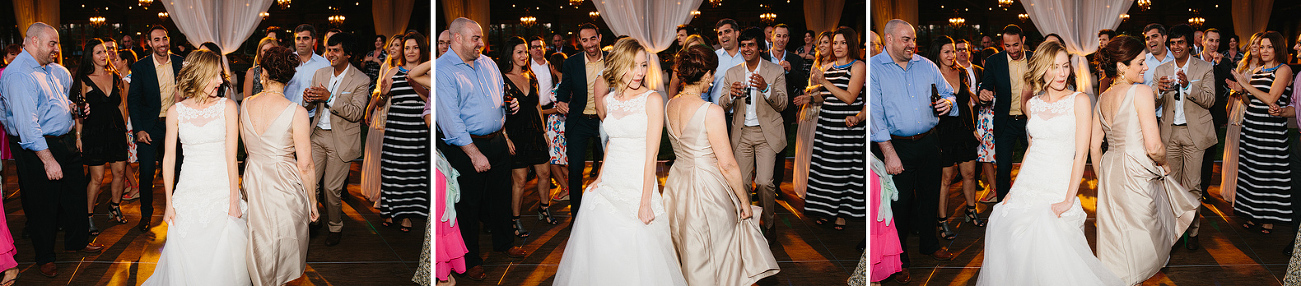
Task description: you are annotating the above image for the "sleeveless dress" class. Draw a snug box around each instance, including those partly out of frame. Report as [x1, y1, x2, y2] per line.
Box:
[976, 93, 1123, 286]
[250, 66, 265, 96]
[663, 100, 780, 286]
[361, 71, 394, 206]
[804, 60, 867, 219]
[379, 69, 431, 220]
[545, 81, 568, 165]
[79, 75, 129, 166]
[937, 68, 979, 166]
[503, 73, 549, 168]
[1094, 85, 1199, 285]
[553, 90, 687, 286]
[143, 98, 251, 285]
[240, 103, 311, 286]
[1234, 64, 1293, 224]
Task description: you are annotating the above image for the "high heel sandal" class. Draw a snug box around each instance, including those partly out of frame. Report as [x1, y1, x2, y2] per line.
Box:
[938, 219, 956, 240]
[109, 202, 127, 224]
[512, 217, 530, 238]
[815, 217, 831, 226]
[88, 215, 99, 236]
[538, 203, 558, 225]
[965, 205, 986, 227]
[382, 219, 394, 228]
[1243, 221, 1257, 230]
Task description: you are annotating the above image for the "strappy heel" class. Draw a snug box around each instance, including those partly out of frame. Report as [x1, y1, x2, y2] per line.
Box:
[512, 216, 530, 238]
[88, 215, 99, 236]
[109, 202, 127, 224]
[938, 219, 956, 240]
[965, 205, 986, 227]
[538, 203, 558, 225]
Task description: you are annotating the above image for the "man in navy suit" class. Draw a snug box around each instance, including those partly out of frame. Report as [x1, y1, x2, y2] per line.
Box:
[977, 24, 1032, 202]
[554, 23, 608, 217]
[127, 24, 185, 232]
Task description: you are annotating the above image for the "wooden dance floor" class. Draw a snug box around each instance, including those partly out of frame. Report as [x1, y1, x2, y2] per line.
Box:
[453, 160, 864, 285]
[893, 162, 1297, 286]
[0, 161, 425, 285]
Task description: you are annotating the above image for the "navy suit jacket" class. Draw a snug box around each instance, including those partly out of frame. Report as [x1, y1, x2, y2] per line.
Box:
[979, 50, 1032, 118]
[127, 53, 185, 139]
[555, 51, 609, 118]
[762, 50, 807, 124]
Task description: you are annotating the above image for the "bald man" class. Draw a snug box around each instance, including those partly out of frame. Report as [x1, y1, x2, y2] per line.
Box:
[0, 23, 105, 278]
[434, 17, 525, 281]
[869, 31, 882, 56]
[437, 30, 450, 57]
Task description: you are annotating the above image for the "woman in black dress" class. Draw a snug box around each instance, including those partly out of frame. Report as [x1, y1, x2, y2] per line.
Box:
[925, 36, 986, 240]
[72, 39, 130, 236]
[500, 36, 557, 239]
[378, 32, 431, 233]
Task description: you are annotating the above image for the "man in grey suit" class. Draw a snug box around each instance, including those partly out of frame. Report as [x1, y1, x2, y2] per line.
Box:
[1153, 24, 1217, 250]
[304, 33, 371, 246]
[721, 27, 787, 237]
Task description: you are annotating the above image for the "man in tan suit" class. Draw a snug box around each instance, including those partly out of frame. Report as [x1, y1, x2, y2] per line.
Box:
[720, 27, 787, 236]
[1153, 24, 1217, 250]
[304, 33, 370, 246]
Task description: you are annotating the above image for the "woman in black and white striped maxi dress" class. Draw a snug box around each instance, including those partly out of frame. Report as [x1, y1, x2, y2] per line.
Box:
[379, 67, 432, 228]
[1234, 62, 1291, 232]
[804, 58, 867, 224]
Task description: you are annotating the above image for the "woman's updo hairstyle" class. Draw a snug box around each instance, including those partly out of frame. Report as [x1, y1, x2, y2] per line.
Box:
[1097, 35, 1145, 78]
[674, 44, 718, 86]
[259, 46, 300, 84]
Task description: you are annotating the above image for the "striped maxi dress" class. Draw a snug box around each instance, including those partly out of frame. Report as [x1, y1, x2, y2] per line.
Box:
[1234, 64, 1292, 224]
[804, 60, 867, 219]
[379, 68, 432, 220]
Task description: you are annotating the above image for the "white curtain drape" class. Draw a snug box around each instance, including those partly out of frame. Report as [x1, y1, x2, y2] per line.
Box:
[1021, 0, 1133, 96]
[442, 0, 490, 30]
[13, 0, 59, 38]
[374, 0, 416, 40]
[592, 0, 705, 94]
[160, 0, 273, 100]
[868, 0, 909, 35]
[1232, 0, 1273, 41]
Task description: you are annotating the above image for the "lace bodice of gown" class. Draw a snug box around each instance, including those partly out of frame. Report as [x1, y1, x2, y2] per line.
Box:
[169, 97, 239, 237]
[1005, 93, 1080, 205]
[594, 90, 665, 218]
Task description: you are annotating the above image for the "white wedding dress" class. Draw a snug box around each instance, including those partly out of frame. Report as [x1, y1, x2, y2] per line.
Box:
[975, 93, 1123, 286]
[553, 90, 687, 286]
[144, 97, 252, 286]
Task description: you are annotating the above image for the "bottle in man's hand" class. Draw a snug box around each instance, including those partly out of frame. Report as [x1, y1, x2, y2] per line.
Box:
[931, 83, 943, 116]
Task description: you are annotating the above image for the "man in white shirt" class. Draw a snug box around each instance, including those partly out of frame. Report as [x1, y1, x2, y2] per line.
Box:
[720, 27, 787, 237]
[286, 24, 332, 113]
[529, 36, 555, 105]
[1153, 24, 1217, 250]
[710, 19, 746, 104]
[305, 33, 371, 246]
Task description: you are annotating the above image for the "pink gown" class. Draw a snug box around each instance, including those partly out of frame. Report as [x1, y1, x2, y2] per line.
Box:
[435, 167, 467, 280]
[870, 169, 902, 282]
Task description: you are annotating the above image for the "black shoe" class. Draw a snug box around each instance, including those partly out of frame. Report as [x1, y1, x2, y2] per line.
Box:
[325, 232, 341, 246]
[136, 221, 151, 232]
[1186, 235, 1200, 250]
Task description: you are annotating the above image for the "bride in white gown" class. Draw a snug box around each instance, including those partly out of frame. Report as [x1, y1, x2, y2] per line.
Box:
[144, 50, 251, 285]
[553, 38, 687, 286]
[976, 42, 1122, 285]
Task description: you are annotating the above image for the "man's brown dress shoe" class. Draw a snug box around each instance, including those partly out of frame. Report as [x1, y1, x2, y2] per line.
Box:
[38, 263, 56, 277]
[930, 248, 954, 261]
[893, 268, 911, 284]
[502, 247, 526, 258]
[462, 265, 487, 281]
[68, 243, 105, 253]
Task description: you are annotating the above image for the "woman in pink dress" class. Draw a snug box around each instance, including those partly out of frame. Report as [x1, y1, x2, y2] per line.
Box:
[870, 154, 903, 283]
[435, 150, 467, 285]
[0, 43, 21, 286]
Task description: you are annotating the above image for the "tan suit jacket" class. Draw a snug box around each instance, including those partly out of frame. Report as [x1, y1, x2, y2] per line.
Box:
[719, 60, 788, 150]
[308, 64, 371, 161]
[1154, 57, 1218, 150]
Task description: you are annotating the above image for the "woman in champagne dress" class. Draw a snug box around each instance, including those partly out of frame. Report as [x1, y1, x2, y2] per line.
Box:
[663, 45, 780, 286]
[239, 46, 319, 286]
[1091, 36, 1199, 285]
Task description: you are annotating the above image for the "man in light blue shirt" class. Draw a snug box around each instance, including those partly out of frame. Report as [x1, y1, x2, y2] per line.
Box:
[709, 18, 746, 104]
[433, 17, 526, 280]
[1143, 23, 1175, 120]
[286, 24, 332, 116]
[869, 19, 958, 272]
[0, 22, 103, 277]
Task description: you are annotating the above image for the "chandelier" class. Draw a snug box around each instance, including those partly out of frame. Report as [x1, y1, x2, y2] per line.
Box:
[998, 0, 1014, 9]
[1137, 0, 1151, 11]
[1188, 16, 1205, 28]
[158, 11, 169, 21]
[277, 0, 291, 10]
[521, 15, 537, 26]
[949, 17, 966, 27]
[589, 11, 600, 21]
[710, 0, 722, 8]
[1119, 13, 1129, 23]
[760, 12, 776, 24]
[1018, 13, 1028, 23]
[260, 11, 270, 20]
[569, 0, 582, 6]
[329, 15, 346, 26]
[90, 15, 106, 27]
[691, 10, 701, 19]
[138, 0, 152, 8]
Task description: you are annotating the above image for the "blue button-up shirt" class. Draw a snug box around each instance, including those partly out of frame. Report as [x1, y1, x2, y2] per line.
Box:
[708, 48, 746, 103]
[436, 48, 506, 147]
[286, 52, 330, 116]
[0, 50, 74, 151]
[870, 52, 957, 142]
[1142, 48, 1174, 86]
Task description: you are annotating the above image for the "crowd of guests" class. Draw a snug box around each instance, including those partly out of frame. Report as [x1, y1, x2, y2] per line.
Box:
[868, 14, 1301, 285]
[434, 16, 865, 285]
[0, 21, 432, 284]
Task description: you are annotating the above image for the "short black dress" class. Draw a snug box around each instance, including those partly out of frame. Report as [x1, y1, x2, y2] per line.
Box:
[79, 75, 129, 166]
[937, 68, 980, 166]
[504, 73, 549, 168]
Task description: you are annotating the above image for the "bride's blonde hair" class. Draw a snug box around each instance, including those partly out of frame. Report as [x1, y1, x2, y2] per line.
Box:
[1023, 40, 1069, 95]
[175, 49, 226, 105]
[602, 37, 648, 91]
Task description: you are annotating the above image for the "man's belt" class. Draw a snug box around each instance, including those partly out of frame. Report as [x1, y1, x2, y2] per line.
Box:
[890, 127, 934, 141]
[1011, 114, 1027, 120]
[470, 130, 503, 139]
[580, 114, 599, 120]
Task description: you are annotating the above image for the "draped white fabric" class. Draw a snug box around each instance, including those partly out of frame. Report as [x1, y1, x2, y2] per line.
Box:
[1232, 0, 1273, 41]
[12, 0, 59, 38]
[1021, 0, 1133, 96]
[592, 0, 705, 93]
[160, 0, 272, 100]
[374, 0, 416, 39]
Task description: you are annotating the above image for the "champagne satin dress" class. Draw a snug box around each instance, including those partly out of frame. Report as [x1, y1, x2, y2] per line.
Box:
[1095, 85, 1199, 285]
[240, 104, 312, 286]
[664, 101, 780, 286]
